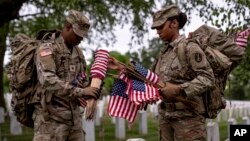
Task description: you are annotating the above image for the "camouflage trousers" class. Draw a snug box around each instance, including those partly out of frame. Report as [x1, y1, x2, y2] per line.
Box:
[159, 114, 206, 141]
[32, 114, 85, 141]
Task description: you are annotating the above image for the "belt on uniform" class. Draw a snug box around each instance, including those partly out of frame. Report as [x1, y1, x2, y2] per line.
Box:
[165, 102, 186, 112]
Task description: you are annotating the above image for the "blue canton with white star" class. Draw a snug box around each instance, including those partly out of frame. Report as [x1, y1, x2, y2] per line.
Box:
[132, 61, 147, 77]
[132, 79, 145, 91]
[111, 79, 128, 98]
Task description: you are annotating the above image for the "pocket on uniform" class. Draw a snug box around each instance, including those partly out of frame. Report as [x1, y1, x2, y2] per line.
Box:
[170, 58, 181, 70]
[171, 63, 179, 70]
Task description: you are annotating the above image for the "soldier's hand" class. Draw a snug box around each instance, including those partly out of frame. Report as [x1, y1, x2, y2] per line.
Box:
[82, 87, 100, 100]
[85, 98, 97, 120]
[160, 82, 182, 100]
[107, 56, 124, 70]
[72, 87, 100, 99]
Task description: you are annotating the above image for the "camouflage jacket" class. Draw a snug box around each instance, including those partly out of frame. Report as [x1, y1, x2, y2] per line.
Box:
[34, 35, 87, 123]
[152, 35, 215, 118]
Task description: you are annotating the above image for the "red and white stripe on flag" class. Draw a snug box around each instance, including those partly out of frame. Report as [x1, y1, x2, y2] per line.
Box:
[236, 27, 250, 48]
[90, 49, 109, 80]
[108, 72, 140, 123]
[129, 83, 160, 105]
[146, 70, 159, 85]
[108, 94, 139, 123]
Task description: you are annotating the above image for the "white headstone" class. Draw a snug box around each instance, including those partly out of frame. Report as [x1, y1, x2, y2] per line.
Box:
[10, 114, 22, 135]
[239, 107, 243, 117]
[94, 105, 101, 126]
[105, 95, 110, 104]
[220, 109, 228, 121]
[243, 107, 248, 116]
[228, 108, 233, 119]
[206, 121, 220, 141]
[242, 116, 250, 125]
[151, 104, 158, 119]
[82, 118, 95, 141]
[115, 117, 125, 139]
[138, 111, 147, 135]
[216, 112, 221, 122]
[247, 106, 250, 116]
[235, 107, 240, 118]
[98, 100, 104, 118]
[0, 107, 5, 123]
[227, 118, 237, 139]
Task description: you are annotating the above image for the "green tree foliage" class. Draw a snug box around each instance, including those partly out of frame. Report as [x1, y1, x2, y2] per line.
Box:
[3, 71, 9, 93]
[127, 38, 162, 68]
[1, 0, 250, 107]
[9, 0, 156, 46]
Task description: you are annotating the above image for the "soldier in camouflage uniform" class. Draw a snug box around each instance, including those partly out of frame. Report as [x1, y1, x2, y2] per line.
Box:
[33, 10, 99, 141]
[151, 5, 215, 141]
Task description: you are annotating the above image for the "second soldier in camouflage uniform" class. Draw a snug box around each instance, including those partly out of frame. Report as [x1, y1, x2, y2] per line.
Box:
[33, 10, 99, 141]
[151, 5, 215, 141]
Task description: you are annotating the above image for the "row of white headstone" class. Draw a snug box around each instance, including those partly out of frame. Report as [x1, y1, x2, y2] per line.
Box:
[82, 111, 148, 141]
[206, 116, 250, 141]
[82, 98, 250, 141]
[1, 105, 249, 141]
[2, 94, 250, 141]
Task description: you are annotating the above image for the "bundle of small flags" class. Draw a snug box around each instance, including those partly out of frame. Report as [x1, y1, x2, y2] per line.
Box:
[108, 61, 161, 123]
[235, 27, 250, 48]
[107, 60, 196, 123]
[90, 49, 109, 80]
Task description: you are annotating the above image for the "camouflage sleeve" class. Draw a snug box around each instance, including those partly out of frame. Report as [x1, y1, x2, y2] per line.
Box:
[35, 43, 85, 96]
[180, 42, 215, 97]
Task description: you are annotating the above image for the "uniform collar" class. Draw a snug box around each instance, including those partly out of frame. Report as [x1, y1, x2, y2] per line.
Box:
[57, 35, 78, 54]
[160, 35, 185, 53]
[169, 34, 186, 48]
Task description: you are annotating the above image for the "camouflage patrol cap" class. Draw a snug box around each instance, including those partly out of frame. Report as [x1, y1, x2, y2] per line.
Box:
[66, 10, 90, 37]
[151, 4, 181, 29]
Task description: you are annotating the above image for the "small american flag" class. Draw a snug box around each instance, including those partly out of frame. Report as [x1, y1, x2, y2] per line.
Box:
[236, 27, 250, 48]
[130, 77, 159, 105]
[108, 73, 140, 123]
[40, 48, 52, 57]
[90, 49, 109, 80]
[131, 61, 159, 84]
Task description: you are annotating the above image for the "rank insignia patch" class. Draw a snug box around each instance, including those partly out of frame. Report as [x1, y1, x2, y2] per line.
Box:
[194, 53, 202, 62]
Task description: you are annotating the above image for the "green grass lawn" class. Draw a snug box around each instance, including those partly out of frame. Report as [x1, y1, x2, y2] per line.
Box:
[0, 113, 235, 141]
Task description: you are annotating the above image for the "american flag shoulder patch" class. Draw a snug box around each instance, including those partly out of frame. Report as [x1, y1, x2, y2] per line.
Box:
[40, 47, 52, 57]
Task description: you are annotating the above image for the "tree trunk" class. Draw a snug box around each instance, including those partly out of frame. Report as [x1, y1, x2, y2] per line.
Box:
[0, 0, 28, 27]
[0, 0, 28, 110]
[0, 22, 9, 109]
